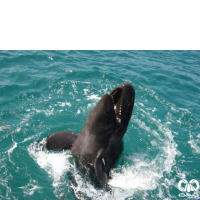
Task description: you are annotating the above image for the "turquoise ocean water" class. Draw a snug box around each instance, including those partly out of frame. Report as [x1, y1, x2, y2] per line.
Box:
[0, 51, 200, 200]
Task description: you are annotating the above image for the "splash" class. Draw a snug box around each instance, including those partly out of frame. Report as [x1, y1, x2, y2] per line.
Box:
[19, 179, 41, 196]
[28, 140, 72, 187]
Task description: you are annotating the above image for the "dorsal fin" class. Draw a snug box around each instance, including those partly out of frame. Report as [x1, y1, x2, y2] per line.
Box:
[46, 130, 77, 151]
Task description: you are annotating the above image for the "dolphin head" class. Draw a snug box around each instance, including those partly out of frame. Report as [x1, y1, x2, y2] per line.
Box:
[110, 82, 135, 130]
[85, 82, 135, 140]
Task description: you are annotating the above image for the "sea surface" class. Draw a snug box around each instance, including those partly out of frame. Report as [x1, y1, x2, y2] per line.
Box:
[0, 51, 200, 200]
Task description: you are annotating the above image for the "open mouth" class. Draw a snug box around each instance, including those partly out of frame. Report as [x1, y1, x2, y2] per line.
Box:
[110, 88, 122, 124]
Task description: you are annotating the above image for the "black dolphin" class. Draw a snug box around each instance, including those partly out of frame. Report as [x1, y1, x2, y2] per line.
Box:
[45, 82, 135, 184]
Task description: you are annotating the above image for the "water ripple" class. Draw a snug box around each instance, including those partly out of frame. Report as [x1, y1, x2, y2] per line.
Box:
[0, 51, 200, 200]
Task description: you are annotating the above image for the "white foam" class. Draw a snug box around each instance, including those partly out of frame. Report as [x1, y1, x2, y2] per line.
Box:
[162, 137, 178, 173]
[151, 140, 157, 146]
[109, 152, 161, 190]
[87, 94, 100, 100]
[0, 126, 10, 131]
[109, 136, 177, 196]
[65, 70, 73, 73]
[109, 164, 160, 190]
[83, 89, 89, 95]
[138, 102, 144, 107]
[28, 141, 72, 186]
[152, 108, 157, 112]
[188, 132, 200, 154]
[87, 103, 96, 109]
[8, 141, 17, 155]
[32, 108, 54, 116]
[87, 103, 92, 109]
[60, 103, 66, 107]
[57, 102, 71, 107]
[66, 102, 71, 107]
[48, 56, 53, 60]
[20, 135, 36, 144]
[19, 179, 41, 196]
[134, 118, 151, 132]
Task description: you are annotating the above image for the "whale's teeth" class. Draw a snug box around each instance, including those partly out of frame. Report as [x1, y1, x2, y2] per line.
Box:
[114, 105, 116, 110]
[111, 96, 115, 105]
[117, 118, 121, 123]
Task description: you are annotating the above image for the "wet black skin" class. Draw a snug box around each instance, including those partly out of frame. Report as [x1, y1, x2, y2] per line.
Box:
[46, 82, 135, 184]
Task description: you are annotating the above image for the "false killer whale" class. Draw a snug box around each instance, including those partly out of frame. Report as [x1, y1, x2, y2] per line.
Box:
[45, 82, 135, 184]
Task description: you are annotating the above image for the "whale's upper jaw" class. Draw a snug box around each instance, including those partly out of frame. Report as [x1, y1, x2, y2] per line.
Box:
[110, 88, 122, 124]
[109, 82, 135, 128]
